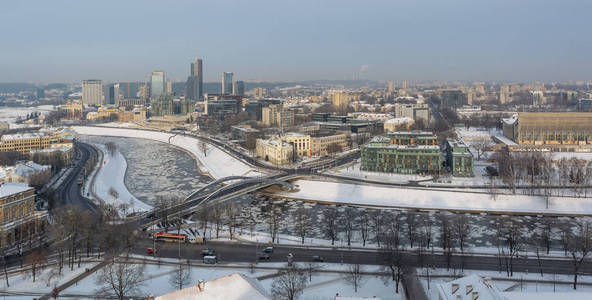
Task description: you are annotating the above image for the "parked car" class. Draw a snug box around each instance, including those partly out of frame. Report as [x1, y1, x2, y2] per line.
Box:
[202, 248, 215, 256]
[256, 252, 270, 260]
[312, 255, 324, 262]
[263, 246, 274, 253]
[203, 255, 217, 264]
[146, 248, 157, 255]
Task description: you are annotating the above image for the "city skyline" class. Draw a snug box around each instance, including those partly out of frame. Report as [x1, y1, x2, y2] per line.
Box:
[1, 0, 591, 83]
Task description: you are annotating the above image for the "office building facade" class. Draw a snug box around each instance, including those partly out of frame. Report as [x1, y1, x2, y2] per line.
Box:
[222, 72, 233, 94]
[150, 71, 165, 99]
[361, 132, 441, 174]
[82, 79, 103, 106]
[233, 81, 245, 96]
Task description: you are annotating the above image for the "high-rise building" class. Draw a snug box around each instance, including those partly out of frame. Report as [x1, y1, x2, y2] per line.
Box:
[139, 85, 150, 99]
[186, 56, 203, 100]
[112, 83, 121, 106]
[36, 87, 45, 99]
[150, 71, 165, 99]
[222, 72, 233, 94]
[120, 82, 141, 98]
[233, 81, 245, 96]
[387, 81, 396, 94]
[165, 80, 172, 95]
[82, 79, 103, 106]
[499, 85, 510, 104]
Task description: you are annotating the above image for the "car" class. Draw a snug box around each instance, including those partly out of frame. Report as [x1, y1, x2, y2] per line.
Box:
[256, 252, 270, 260]
[263, 246, 274, 253]
[202, 248, 215, 256]
[203, 255, 217, 264]
[312, 255, 324, 262]
[146, 248, 157, 255]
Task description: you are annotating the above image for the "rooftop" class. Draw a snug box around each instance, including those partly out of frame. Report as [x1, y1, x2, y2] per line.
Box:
[155, 273, 269, 300]
[437, 274, 505, 300]
[0, 182, 32, 198]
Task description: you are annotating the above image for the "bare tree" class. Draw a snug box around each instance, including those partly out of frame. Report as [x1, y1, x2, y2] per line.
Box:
[96, 259, 145, 300]
[359, 209, 371, 247]
[322, 206, 339, 245]
[341, 207, 357, 247]
[438, 214, 454, 270]
[468, 136, 492, 160]
[346, 263, 364, 293]
[305, 262, 319, 282]
[381, 229, 403, 294]
[26, 249, 47, 283]
[294, 206, 312, 244]
[198, 139, 209, 157]
[405, 212, 418, 248]
[224, 203, 241, 240]
[271, 265, 307, 300]
[453, 214, 471, 271]
[169, 263, 192, 290]
[500, 217, 523, 277]
[265, 203, 283, 243]
[569, 222, 592, 290]
[370, 210, 384, 247]
[212, 204, 224, 239]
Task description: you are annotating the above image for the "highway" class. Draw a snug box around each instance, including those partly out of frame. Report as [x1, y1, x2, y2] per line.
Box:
[134, 238, 592, 277]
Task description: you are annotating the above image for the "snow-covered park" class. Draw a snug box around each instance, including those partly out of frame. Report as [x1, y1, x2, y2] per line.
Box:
[59, 257, 403, 300]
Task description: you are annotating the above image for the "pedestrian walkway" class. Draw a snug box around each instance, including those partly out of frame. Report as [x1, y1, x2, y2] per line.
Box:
[402, 267, 428, 300]
[38, 257, 110, 300]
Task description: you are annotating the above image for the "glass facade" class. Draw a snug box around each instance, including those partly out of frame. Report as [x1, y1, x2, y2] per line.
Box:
[150, 71, 165, 99]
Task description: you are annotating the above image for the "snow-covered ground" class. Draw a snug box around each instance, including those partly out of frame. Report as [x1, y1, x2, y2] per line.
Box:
[86, 142, 152, 215]
[0, 259, 100, 299]
[72, 126, 264, 180]
[420, 267, 592, 300]
[62, 259, 403, 300]
[275, 179, 592, 215]
[0, 105, 56, 124]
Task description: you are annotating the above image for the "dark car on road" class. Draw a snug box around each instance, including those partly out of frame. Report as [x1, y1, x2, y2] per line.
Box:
[263, 246, 274, 253]
[202, 248, 215, 256]
[312, 255, 324, 262]
[257, 252, 270, 260]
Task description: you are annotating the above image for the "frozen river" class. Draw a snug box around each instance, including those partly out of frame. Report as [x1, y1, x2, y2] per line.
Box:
[81, 136, 212, 206]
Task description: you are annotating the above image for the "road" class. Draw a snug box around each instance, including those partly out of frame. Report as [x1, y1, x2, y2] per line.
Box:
[134, 238, 592, 277]
[54, 142, 99, 213]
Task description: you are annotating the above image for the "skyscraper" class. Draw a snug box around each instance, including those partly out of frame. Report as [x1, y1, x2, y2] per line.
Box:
[150, 71, 165, 99]
[165, 80, 172, 95]
[186, 56, 203, 100]
[233, 80, 245, 96]
[82, 79, 102, 106]
[222, 72, 233, 94]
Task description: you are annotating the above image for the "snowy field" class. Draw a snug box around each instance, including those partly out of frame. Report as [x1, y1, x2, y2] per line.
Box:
[0, 105, 56, 123]
[61, 259, 403, 300]
[86, 142, 152, 215]
[80, 136, 211, 206]
[276, 179, 592, 215]
[72, 126, 264, 180]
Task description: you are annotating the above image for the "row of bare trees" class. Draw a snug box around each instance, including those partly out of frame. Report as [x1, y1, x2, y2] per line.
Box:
[492, 148, 592, 197]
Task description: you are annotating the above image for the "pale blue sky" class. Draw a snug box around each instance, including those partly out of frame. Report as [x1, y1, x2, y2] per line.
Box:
[1, 0, 590, 83]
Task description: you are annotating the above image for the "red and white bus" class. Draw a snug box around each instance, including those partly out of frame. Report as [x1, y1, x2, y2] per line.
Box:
[153, 232, 187, 243]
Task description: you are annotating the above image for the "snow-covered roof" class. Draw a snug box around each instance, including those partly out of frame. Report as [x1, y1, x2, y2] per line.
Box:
[437, 274, 505, 300]
[1, 132, 48, 140]
[384, 117, 414, 124]
[14, 162, 50, 177]
[501, 114, 518, 125]
[155, 273, 269, 300]
[0, 182, 32, 198]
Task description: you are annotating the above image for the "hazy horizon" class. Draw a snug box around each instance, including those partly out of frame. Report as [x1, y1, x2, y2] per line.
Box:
[1, 0, 591, 83]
